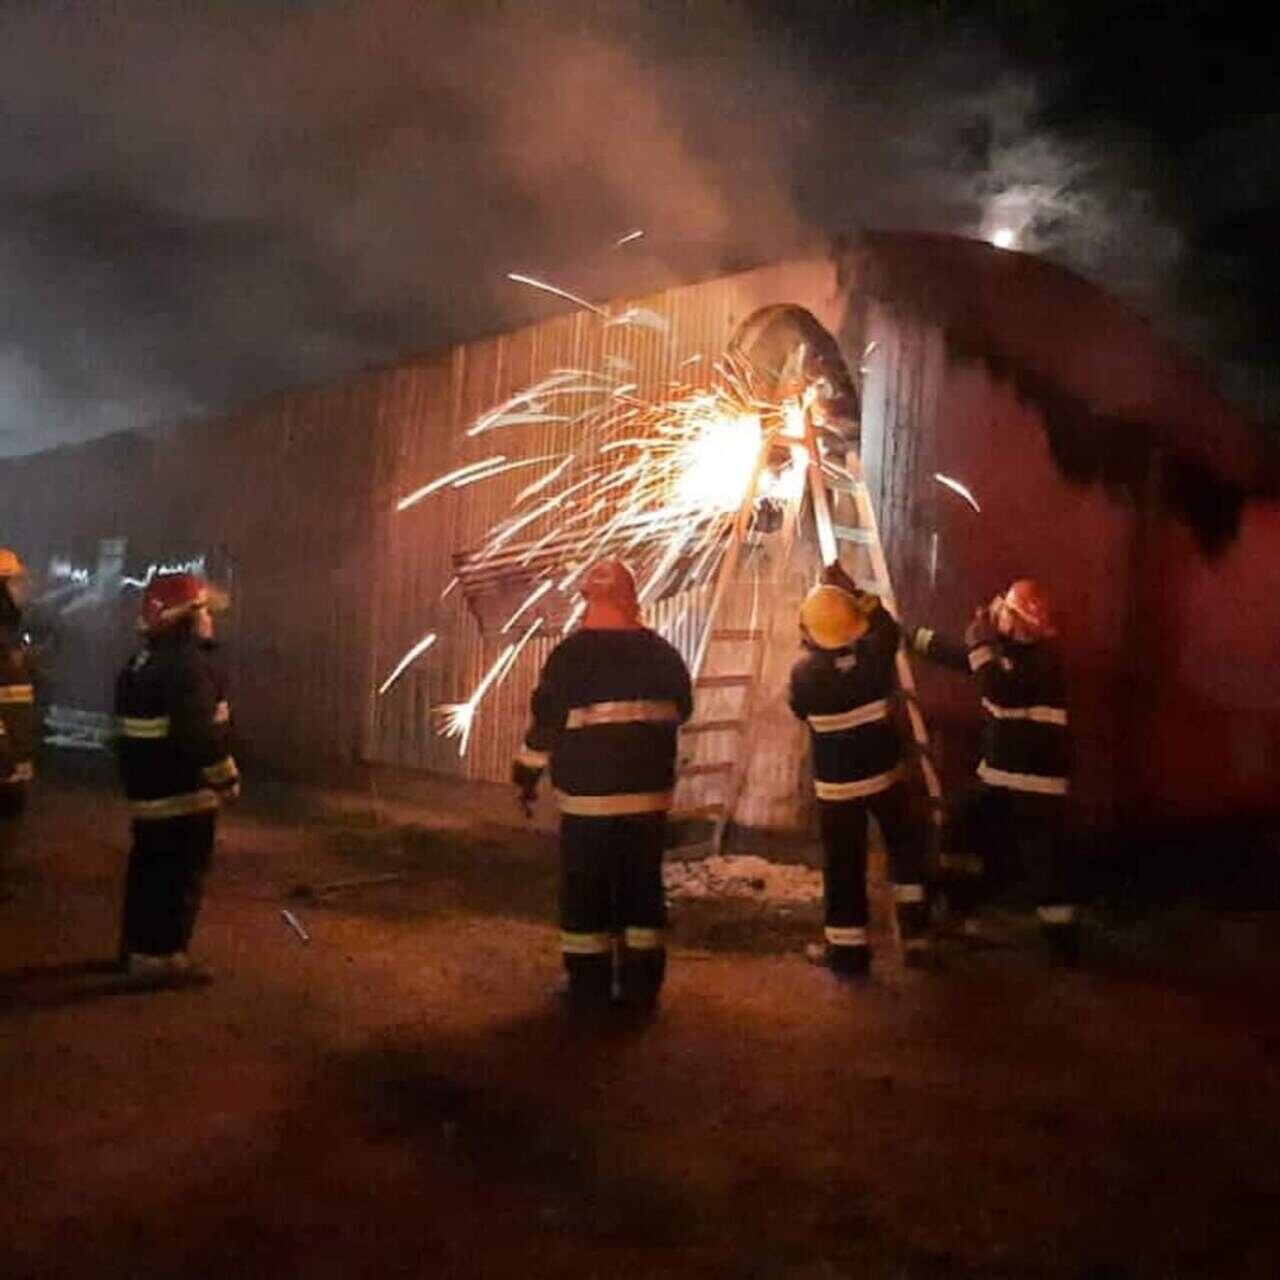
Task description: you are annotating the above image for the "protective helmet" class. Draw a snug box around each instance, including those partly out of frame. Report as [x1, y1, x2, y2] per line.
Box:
[579, 557, 640, 618]
[800, 584, 870, 650]
[0, 548, 26, 578]
[139, 572, 210, 634]
[1001, 578, 1055, 639]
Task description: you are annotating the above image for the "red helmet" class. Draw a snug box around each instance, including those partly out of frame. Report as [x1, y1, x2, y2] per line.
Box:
[1002, 578, 1055, 639]
[139, 572, 209, 633]
[579, 558, 640, 621]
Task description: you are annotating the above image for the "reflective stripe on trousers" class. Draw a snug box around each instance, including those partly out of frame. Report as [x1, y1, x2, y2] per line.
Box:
[560, 930, 612, 955]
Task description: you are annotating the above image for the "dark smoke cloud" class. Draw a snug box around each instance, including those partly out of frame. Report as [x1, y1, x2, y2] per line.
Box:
[0, 1, 1201, 455]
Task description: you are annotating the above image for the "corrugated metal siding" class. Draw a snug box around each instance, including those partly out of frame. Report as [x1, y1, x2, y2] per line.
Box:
[366, 258, 841, 786]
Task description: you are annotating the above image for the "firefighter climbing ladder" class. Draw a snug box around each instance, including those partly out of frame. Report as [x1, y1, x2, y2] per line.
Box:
[671, 396, 942, 860]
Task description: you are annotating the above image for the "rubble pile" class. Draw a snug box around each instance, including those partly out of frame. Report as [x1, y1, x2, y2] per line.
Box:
[664, 854, 822, 903]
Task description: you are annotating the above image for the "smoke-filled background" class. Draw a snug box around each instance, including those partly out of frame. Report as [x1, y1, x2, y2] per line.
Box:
[0, 0, 1275, 455]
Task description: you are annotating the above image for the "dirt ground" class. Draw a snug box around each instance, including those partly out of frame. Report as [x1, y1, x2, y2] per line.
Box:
[4, 766, 1280, 1279]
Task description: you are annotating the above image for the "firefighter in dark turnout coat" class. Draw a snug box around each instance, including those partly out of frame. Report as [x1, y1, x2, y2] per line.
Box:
[115, 573, 240, 981]
[912, 578, 1079, 962]
[0, 548, 38, 891]
[513, 559, 692, 1015]
[788, 568, 929, 976]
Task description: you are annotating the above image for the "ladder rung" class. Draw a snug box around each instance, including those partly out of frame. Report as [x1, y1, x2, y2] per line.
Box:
[695, 675, 752, 689]
[681, 718, 746, 736]
[678, 762, 734, 779]
[824, 475, 868, 496]
[833, 524, 874, 545]
[667, 804, 726, 823]
[710, 629, 764, 642]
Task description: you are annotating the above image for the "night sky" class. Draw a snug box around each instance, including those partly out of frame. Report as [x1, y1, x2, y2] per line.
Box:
[0, 0, 1275, 455]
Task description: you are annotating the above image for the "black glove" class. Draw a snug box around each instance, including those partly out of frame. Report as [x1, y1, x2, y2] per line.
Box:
[512, 761, 540, 818]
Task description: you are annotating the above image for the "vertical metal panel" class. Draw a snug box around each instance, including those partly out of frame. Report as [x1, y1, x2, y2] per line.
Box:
[367, 258, 843, 789]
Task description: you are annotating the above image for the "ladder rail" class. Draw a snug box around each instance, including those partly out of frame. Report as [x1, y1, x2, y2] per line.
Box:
[801, 411, 943, 813]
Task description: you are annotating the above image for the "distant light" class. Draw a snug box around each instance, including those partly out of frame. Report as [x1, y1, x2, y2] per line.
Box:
[990, 228, 1017, 251]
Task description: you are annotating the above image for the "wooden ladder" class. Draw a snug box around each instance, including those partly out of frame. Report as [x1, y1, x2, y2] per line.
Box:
[667, 444, 802, 859]
[667, 400, 941, 862]
[802, 410, 944, 823]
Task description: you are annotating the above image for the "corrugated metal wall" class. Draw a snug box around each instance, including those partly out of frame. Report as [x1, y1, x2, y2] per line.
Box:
[365, 259, 843, 787]
[4, 248, 1195, 839]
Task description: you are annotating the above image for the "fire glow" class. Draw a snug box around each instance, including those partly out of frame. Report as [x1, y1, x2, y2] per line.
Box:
[383, 280, 818, 754]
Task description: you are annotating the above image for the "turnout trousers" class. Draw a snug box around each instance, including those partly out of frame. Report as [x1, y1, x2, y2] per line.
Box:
[938, 783, 1079, 957]
[559, 812, 667, 1010]
[816, 782, 928, 973]
[0, 782, 27, 893]
[120, 812, 217, 959]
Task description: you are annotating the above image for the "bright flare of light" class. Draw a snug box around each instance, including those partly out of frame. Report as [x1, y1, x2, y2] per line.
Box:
[613, 229, 644, 248]
[933, 472, 982, 513]
[672, 409, 762, 512]
[990, 228, 1017, 250]
[377, 632, 438, 695]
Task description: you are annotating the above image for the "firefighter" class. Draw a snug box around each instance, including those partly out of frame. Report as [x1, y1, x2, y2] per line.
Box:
[911, 578, 1079, 963]
[513, 558, 692, 1018]
[788, 565, 929, 978]
[0, 548, 38, 896]
[115, 572, 240, 983]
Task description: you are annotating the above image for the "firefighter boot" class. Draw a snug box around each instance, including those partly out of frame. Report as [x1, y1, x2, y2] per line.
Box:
[1038, 906, 1082, 968]
[816, 926, 872, 980]
[617, 940, 665, 1019]
[895, 901, 936, 969]
[562, 954, 613, 1019]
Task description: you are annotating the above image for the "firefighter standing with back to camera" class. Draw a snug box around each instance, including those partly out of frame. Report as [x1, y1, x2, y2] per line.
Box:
[788, 563, 929, 978]
[115, 572, 240, 983]
[0, 548, 39, 896]
[912, 579, 1079, 963]
[513, 558, 692, 1018]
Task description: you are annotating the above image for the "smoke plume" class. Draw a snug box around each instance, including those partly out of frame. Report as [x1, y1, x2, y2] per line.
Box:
[0, 1, 1212, 456]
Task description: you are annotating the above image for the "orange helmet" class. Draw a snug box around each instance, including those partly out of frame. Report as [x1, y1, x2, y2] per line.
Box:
[0, 548, 26, 578]
[1001, 578, 1055, 639]
[139, 572, 210, 634]
[579, 558, 639, 618]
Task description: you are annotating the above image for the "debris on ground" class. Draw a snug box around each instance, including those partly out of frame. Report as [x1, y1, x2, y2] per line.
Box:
[664, 854, 822, 903]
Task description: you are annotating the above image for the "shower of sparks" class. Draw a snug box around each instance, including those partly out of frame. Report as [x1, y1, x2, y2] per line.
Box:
[389, 308, 820, 753]
[613, 229, 645, 248]
[398, 458, 506, 511]
[377, 631, 438, 696]
[933, 472, 982, 513]
[433, 619, 543, 756]
[506, 272, 608, 317]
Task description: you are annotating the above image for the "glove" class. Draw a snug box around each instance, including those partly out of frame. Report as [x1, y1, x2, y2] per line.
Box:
[964, 603, 996, 649]
[512, 761, 541, 819]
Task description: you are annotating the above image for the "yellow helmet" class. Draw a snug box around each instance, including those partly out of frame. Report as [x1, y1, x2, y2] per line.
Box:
[800, 584, 871, 650]
[0, 548, 26, 578]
